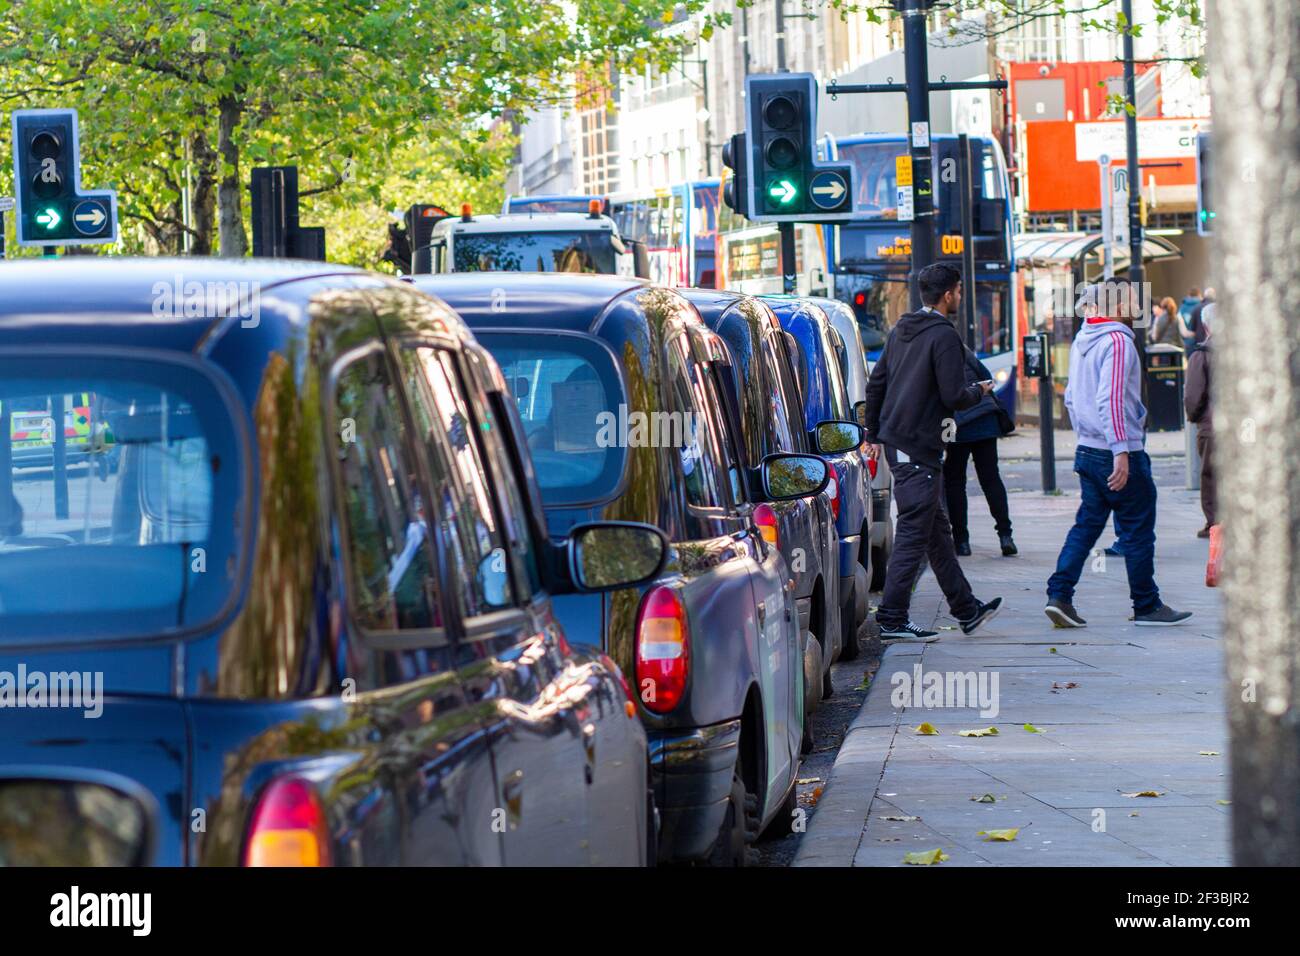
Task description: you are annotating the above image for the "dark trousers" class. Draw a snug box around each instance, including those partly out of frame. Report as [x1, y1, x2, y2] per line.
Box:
[942, 437, 1012, 544]
[877, 450, 980, 629]
[1046, 447, 1161, 615]
[1197, 432, 1216, 526]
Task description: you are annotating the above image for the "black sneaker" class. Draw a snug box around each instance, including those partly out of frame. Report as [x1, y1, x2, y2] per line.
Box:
[879, 621, 940, 641]
[1044, 599, 1087, 628]
[1104, 543, 1125, 557]
[1134, 603, 1193, 626]
[999, 534, 1018, 556]
[958, 597, 1002, 635]
[955, 540, 972, 556]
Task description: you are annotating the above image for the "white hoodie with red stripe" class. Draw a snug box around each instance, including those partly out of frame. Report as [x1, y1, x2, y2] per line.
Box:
[1063, 318, 1147, 455]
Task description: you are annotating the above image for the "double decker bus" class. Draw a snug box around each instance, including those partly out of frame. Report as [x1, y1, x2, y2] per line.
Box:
[825, 134, 1018, 410]
[505, 183, 722, 288]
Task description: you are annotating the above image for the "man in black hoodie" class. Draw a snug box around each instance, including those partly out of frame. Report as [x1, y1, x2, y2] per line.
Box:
[862, 263, 1003, 639]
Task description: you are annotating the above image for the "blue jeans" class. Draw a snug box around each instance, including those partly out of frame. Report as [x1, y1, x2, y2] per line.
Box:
[1047, 447, 1160, 615]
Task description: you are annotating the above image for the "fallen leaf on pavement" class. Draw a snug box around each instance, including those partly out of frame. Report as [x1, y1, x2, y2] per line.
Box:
[1121, 790, 1164, 798]
[958, 727, 999, 737]
[977, 828, 1020, 842]
[1049, 647, 1058, 654]
[1023, 723, 1045, 733]
[914, 722, 939, 735]
[1216, 800, 1231, 806]
[1130, 812, 1140, 817]
[807, 786, 824, 806]
[1198, 751, 1220, 756]
[970, 793, 997, 803]
[880, 815, 921, 822]
[1051, 681, 1079, 689]
[796, 777, 821, 785]
[902, 848, 949, 865]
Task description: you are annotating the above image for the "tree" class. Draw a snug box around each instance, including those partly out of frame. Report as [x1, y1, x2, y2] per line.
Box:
[1210, 0, 1300, 866]
[1, 0, 722, 256]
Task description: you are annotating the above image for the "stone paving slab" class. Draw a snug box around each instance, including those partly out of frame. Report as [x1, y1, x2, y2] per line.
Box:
[794, 480, 1226, 867]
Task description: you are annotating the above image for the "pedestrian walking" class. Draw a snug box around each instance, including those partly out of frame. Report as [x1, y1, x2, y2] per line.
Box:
[943, 345, 1017, 557]
[1187, 287, 1215, 346]
[1177, 287, 1203, 350]
[1151, 295, 1183, 347]
[1044, 284, 1192, 628]
[1184, 302, 1217, 537]
[862, 263, 1003, 640]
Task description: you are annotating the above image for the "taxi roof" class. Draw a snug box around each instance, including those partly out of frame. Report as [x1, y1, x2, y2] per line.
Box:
[406, 272, 649, 334]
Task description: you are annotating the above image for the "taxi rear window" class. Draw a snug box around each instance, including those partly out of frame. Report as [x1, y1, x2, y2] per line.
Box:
[0, 356, 243, 642]
[476, 333, 626, 506]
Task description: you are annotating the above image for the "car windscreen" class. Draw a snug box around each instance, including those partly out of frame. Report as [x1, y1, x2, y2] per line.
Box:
[475, 333, 626, 507]
[0, 356, 242, 642]
[453, 231, 618, 274]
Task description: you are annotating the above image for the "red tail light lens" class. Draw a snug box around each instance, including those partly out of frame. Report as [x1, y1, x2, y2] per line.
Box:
[826, 471, 840, 520]
[635, 586, 689, 715]
[243, 777, 332, 867]
[867, 455, 878, 479]
[754, 503, 779, 549]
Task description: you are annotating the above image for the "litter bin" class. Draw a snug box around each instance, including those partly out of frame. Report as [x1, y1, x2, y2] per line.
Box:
[1146, 343, 1184, 432]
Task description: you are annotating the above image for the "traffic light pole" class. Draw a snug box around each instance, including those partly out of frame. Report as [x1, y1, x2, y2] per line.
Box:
[824, 0, 1007, 311]
[1121, 0, 1148, 376]
[779, 222, 796, 294]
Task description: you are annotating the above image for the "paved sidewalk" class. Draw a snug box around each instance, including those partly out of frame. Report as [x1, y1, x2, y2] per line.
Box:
[794, 481, 1227, 867]
[1001, 424, 1188, 461]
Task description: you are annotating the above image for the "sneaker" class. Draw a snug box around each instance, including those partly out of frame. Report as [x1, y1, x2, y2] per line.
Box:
[959, 597, 1002, 635]
[1134, 604, 1193, 626]
[1104, 543, 1125, 557]
[1196, 525, 1211, 539]
[955, 540, 972, 556]
[1044, 599, 1087, 628]
[999, 534, 1018, 556]
[879, 621, 940, 641]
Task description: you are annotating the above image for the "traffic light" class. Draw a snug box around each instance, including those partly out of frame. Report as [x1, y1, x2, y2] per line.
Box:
[10, 108, 117, 247]
[742, 73, 855, 223]
[1196, 132, 1214, 237]
[720, 133, 751, 219]
[249, 166, 326, 260]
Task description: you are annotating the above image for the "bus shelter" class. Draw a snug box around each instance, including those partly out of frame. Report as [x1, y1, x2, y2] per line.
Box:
[1013, 231, 1182, 425]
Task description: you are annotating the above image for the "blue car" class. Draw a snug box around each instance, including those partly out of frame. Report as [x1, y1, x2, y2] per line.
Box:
[762, 296, 872, 661]
[0, 258, 668, 866]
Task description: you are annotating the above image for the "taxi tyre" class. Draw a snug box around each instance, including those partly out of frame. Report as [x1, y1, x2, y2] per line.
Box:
[870, 512, 894, 592]
[802, 630, 823, 719]
[839, 565, 870, 661]
[761, 779, 799, 840]
[705, 758, 756, 866]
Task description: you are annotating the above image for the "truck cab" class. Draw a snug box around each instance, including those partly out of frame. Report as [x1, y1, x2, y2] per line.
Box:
[419, 208, 638, 277]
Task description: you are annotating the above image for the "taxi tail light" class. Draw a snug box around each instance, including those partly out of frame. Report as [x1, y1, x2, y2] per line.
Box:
[754, 503, 779, 550]
[243, 777, 332, 867]
[635, 586, 689, 715]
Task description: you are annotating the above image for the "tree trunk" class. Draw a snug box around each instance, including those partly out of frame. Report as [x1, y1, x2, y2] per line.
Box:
[216, 94, 246, 257]
[190, 129, 217, 256]
[1213, 0, 1300, 865]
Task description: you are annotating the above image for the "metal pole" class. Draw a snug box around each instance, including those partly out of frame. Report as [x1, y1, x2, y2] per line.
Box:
[775, 0, 787, 71]
[51, 393, 68, 521]
[957, 134, 978, 350]
[0, 404, 13, 535]
[1040, 347, 1056, 493]
[1121, 0, 1147, 372]
[779, 221, 797, 294]
[900, 0, 936, 311]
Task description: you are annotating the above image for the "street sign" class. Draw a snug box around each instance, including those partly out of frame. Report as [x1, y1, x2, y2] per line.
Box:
[10, 108, 118, 247]
[808, 170, 848, 210]
[73, 198, 109, 235]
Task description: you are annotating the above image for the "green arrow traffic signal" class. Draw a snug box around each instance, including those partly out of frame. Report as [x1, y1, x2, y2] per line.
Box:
[768, 179, 798, 205]
[36, 207, 62, 230]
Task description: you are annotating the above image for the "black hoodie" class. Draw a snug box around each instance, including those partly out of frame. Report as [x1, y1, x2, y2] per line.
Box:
[861, 308, 984, 469]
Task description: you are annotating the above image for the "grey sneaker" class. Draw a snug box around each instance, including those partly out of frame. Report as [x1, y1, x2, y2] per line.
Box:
[1044, 600, 1087, 628]
[1134, 604, 1193, 626]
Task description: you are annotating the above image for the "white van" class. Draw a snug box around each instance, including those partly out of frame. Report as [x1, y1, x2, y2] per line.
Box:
[421, 210, 637, 276]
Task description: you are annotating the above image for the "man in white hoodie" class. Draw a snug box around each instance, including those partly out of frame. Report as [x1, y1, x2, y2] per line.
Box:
[1044, 284, 1192, 628]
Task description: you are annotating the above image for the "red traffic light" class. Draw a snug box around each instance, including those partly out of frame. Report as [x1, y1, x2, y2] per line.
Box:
[853, 292, 866, 307]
